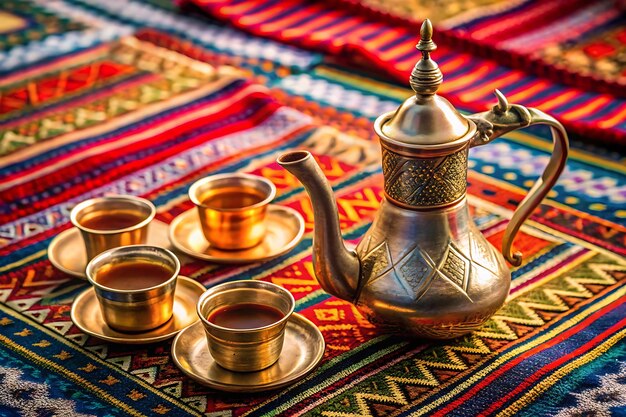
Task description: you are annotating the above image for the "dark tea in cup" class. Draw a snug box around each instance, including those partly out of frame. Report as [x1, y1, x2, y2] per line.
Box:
[207, 303, 284, 329]
[95, 260, 173, 291]
[200, 186, 267, 210]
[79, 211, 147, 231]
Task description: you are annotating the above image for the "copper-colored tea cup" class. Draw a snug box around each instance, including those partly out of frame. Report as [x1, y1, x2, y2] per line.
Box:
[70, 195, 156, 261]
[189, 174, 276, 250]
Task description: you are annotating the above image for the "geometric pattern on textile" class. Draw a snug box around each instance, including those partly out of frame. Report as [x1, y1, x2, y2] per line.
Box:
[0, 2, 625, 416]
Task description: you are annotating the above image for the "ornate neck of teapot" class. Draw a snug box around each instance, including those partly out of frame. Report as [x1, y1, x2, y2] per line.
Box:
[374, 20, 475, 209]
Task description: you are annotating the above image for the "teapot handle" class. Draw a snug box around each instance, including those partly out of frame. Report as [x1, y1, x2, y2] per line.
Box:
[466, 90, 569, 267]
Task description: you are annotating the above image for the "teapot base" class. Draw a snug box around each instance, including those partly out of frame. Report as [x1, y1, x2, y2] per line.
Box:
[359, 307, 500, 340]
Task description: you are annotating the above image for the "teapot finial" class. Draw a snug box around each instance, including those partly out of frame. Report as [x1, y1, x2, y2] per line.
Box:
[410, 19, 443, 96]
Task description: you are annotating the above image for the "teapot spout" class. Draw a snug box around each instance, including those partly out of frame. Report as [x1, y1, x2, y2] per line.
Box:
[277, 151, 360, 302]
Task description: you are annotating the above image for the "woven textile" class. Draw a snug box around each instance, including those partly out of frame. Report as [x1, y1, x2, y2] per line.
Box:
[1, 1, 625, 416]
[183, 0, 626, 147]
[320, 0, 626, 98]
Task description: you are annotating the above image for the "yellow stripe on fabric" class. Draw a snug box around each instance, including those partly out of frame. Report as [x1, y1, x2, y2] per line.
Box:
[468, 170, 626, 233]
[506, 81, 549, 103]
[309, 17, 360, 41]
[561, 96, 611, 121]
[246, 338, 407, 417]
[0, 46, 111, 88]
[220, 1, 260, 15]
[365, 30, 402, 50]
[0, 249, 45, 272]
[459, 72, 523, 102]
[313, 66, 626, 172]
[497, 327, 626, 417]
[0, 333, 146, 417]
[538, 91, 579, 111]
[280, 12, 340, 38]
[408, 287, 625, 416]
[378, 40, 415, 61]
[470, 194, 626, 263]
[262, 10, 321, 34]
[438, 64, 493, 94]
[439, 56, 468, 74]
[238, 4, 284, 25]
[0, 303, 201, 416]
[597, 106, 626, 129]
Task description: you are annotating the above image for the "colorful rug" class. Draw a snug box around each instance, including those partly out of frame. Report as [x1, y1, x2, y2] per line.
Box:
[321, 0, 626, 98]
[181, 0, 626, 147]
[1, 1, 625, 416]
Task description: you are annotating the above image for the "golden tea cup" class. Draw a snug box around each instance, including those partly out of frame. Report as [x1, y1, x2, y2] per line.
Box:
[71, 195, 156, 262]
[188, 173, 276, 250]
[197, 280, 295, 372]
[86, 245, 180, 332]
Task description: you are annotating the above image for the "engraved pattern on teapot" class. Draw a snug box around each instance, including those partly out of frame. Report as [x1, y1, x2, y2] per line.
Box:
[382, 146, 469, 207]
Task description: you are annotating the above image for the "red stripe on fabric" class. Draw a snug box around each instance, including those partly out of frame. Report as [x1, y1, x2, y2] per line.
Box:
[433, 295, 626, 416]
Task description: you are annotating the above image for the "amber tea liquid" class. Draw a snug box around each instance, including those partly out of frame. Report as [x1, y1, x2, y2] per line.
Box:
[79, 210, 146, 231]
[208, 303, 284, 329]
[95, 261, 173, 290]
[200, 186, 266, 209]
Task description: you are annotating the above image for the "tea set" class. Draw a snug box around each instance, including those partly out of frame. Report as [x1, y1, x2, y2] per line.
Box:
[48, 20, 569, 392]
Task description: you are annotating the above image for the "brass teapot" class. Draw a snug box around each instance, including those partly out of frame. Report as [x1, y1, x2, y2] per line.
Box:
[277, 20, 568, 339]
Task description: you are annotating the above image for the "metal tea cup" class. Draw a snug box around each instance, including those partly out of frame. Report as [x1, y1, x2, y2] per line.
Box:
[70, 195, 156, 261]
[86, 245, 180, 332]
[197, 280, 295, 372]
[188, 174, 276, 250]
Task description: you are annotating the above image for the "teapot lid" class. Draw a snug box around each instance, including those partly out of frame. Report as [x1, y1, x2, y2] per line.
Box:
[377, 20, 472, 149]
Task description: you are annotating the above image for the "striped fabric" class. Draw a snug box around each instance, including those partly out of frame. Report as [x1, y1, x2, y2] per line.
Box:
[183, 0, 626, 146]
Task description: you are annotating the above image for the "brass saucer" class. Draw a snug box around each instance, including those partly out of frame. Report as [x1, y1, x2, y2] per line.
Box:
[48, 220, 170, 279]
[171, 313, 324, 392]
[70, 276, 205, 344]
[169, 205, 305, 264]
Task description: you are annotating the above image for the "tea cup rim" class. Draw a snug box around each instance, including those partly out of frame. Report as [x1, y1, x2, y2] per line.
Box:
[86, 245, 180, 294]
[70, 195, 156, 235]
[196, 280, 295, 333]
[188, 173, 276, 213]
